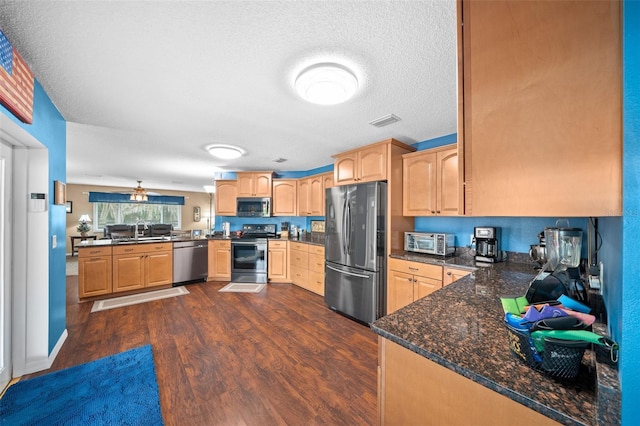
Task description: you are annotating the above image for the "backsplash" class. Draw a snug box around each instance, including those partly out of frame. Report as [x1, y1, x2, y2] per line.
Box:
[414, 216, 589, 254]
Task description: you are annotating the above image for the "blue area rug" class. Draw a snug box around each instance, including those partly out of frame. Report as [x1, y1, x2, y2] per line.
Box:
[0, 345, 163, 425]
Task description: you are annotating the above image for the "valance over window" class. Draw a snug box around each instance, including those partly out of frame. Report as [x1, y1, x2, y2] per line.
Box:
[88, 192, 185, 205]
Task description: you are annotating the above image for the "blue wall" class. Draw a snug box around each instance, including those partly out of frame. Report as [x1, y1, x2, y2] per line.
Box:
[0, 80, 67, 353]
[621, 1, 640, 421]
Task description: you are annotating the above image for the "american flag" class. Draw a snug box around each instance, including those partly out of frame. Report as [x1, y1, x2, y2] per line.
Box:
[0, 28, 34, 124]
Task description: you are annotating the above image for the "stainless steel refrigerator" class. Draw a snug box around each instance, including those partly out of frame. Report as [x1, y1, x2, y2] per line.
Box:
[324, 181, 386, 324]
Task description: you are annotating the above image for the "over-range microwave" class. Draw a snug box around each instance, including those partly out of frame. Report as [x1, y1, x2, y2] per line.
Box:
[404, 232, 455, 256]
[236, 197, 271, 217]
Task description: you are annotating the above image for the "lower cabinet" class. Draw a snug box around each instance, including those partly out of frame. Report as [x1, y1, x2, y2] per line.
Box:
[268, 240, 289, 282]
[378, 337, 559, 425]
[78, 246, 113, 298]
[208, 239, 231, 281]
[289, 241, 325, 296]
[112, 243, 173, 293]
[443, 266, 472, 286]
[387, 258, 443, 314]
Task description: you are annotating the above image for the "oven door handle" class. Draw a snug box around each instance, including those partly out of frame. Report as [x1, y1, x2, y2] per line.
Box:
[326, 264, 370, 279]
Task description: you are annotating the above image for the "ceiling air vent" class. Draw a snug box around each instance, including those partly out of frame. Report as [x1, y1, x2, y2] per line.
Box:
[273, 157, 288, 163]
[369, 114, 401, 128]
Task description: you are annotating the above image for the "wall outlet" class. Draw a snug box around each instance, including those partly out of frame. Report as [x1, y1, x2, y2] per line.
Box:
[469, 234, 474, 246]
[52, 234, 57, 249]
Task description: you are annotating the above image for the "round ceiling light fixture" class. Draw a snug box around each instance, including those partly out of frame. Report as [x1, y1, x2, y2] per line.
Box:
[206, 144, 245, 160]
[295, 62, 358, 105]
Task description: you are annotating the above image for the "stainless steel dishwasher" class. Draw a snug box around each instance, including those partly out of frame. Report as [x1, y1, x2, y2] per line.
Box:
[173, 240, 208, 285]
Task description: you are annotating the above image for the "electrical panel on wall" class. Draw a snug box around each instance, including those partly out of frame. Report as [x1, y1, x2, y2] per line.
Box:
[29, 193, 47, 212]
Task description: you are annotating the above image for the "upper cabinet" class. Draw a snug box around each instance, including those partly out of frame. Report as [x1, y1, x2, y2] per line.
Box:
[458, 0, 621, 216]
[298, 174, 325, 216]
[215, 180, 237, 216]
[272, 179, 298, 216]
[236, 172, 273, 197]
[333, 143, 388, 185]
[403, 145, 459, 216]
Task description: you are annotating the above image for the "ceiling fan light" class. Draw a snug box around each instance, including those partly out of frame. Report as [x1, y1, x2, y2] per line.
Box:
[206, 144, 244, 160]
[295, 63, 358, 105]
[130, 180, 149, 202]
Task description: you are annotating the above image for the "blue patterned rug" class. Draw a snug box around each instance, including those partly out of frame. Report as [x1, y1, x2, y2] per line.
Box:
[0, 345, 163, 425]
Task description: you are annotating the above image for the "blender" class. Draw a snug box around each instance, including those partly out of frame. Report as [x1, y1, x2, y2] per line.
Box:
[526, 221, 585, 303]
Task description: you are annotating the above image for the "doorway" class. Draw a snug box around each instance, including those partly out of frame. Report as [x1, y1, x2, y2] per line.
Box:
[0, 140, 13, 392]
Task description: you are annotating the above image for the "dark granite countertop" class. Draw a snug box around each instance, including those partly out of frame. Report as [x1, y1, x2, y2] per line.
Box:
[371, 258, 619, 426]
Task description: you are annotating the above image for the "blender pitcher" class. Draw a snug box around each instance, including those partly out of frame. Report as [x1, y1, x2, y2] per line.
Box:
[544, 221, 583, 271]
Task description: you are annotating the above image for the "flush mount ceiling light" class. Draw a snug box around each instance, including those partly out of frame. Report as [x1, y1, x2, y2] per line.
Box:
[130, 180, 148, 202]
[295, 63, 358, 105]
[206, 144, 245, 160]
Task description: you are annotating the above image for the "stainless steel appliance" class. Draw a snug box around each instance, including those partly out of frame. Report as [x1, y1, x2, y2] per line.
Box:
[404, 232, 455, 256]
[173, 240, 208, 285]
[324, 181, 386, 324]
[474, 226, 502, 263]
[230, 224, 275, 283]
[236, 197, 271, 217]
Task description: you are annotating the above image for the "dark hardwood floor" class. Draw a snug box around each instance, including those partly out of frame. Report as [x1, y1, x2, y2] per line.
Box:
[29, 275, 379, 425]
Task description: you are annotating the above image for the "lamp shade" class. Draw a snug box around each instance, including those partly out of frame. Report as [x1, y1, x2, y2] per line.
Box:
[78, 214, 91, 223]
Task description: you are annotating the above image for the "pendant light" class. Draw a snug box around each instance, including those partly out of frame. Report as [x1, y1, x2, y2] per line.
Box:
[130, 180, 149, 202]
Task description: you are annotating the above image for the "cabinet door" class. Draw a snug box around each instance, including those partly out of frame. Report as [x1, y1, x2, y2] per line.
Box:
[358, 144, 387, 183]
[113, 254, 145, 292]
[253, 173, 273, 197]
[334, 153, 358, 185]
[403, 151, 437, 216]
[436, 148, 459, 216]
[322, 172, 334, 189]
[443, 267, 472, 286]
[387, 270, 415, 314]
[236, 173, 255, 197]
[145, 250, 173, 287]
[414, 276, 442, 300]
[268, 247, 288, 282]
[215, 180, 237, 216]
[78, 256, 112, 298]
[272, 179, 297, 216]
[210, 240, 231, 280]
[297, 178, 310, 216]
[308, 175, 324, 216]
[461, 0, 621, 216]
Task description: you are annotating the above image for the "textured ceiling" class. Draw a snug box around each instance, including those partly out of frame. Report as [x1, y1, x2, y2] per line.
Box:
[0, 1, 457, 193]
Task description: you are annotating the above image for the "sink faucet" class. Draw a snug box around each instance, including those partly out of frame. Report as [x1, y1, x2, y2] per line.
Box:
[135, 220, 148, 241]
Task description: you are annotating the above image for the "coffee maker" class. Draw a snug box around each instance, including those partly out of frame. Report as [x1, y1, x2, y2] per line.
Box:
[474, 226, 502, 263]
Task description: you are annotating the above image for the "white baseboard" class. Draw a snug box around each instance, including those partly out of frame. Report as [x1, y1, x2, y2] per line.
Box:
[14, 329, 68, 377]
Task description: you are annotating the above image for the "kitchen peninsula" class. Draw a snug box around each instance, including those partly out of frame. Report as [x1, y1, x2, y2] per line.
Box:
[372, 255, 620, 426]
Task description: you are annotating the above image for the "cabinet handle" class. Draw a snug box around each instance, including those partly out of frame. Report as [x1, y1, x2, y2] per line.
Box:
[447, 272, 452, 275]
[407, 278, 413, 282]
[413, 279, 417, 283]
[431, 210, 436, 214]
[409, 267, 418, 271]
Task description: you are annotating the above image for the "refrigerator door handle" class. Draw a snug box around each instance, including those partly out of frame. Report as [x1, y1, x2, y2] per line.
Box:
[341, 196, 348, 255]
[326, 264, 371, 279]
[346, 200, 352, 254]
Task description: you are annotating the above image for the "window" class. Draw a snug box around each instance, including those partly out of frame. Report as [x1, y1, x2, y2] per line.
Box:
[93, 202, 181, 231]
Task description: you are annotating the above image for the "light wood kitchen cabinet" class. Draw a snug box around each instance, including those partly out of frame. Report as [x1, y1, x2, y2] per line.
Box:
[298, 174, 325, 216]
[272, 179, 297, 216]
[403, 144, 459, 216]
[289, 241, 325, 295]
[307, 245, 325, 295]
[387, 258, 442, 314]
[236, 172, 273, 197]
[458, 0, 621, 216]
[78, 246, 113, 298]
[322, 172, 334, 190]
[333, 143, 387, 185]
[378, 338, 559, 425]
[112, 243, 173, 292]
[289, 241, 309, 288]
[215, 180, 237, 216]
[268, 240, 289, 282]
[443, 266, 472, 286]
[208, 239, 231, 281]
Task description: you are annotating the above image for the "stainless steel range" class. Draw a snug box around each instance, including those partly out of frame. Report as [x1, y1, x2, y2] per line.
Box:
[230, 224, 276, 284]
